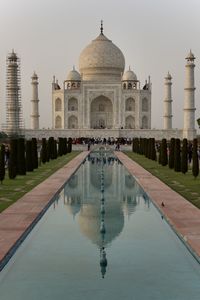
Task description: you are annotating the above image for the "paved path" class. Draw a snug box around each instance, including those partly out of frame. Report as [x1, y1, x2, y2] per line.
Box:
[115, 151, 200, 262]
[0, 151, 89, 270]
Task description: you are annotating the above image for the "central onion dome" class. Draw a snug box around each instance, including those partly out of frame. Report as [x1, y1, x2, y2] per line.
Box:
[78, 203, 124, 247]
[79, 24, 125, 81]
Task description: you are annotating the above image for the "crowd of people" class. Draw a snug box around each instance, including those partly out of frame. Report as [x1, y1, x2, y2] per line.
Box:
[72, 137, 132, 146]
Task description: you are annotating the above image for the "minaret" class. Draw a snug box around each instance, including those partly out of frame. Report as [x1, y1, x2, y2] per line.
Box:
[30, 72, 40, 130]
[183, 50, 196, 140]
[6, 50, 23, 137]
[163, 72, 173, 130]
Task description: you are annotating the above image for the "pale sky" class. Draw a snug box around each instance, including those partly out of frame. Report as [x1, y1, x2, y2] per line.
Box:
[0, 0, 200, 130]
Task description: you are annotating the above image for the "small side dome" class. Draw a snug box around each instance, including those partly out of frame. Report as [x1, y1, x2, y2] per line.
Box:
[122, 68, 137, 81]
[66, 202, 81, 218]
[66, 67, 81, 81]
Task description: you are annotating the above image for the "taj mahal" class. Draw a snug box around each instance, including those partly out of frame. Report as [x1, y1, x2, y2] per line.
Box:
[5, 22, 197, 140]
[52, 22, 151, 132]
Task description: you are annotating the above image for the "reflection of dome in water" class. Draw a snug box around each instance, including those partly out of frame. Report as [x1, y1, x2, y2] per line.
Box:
[78, 202, 124, 247]
[65, 197, 81, 218]
[122, 194, 138, 217]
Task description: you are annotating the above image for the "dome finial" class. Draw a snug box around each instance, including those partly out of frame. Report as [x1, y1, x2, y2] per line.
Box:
[100, 20, 103, 34]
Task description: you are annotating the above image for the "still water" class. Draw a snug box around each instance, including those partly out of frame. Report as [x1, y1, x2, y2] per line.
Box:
[0, 149, 200, 300]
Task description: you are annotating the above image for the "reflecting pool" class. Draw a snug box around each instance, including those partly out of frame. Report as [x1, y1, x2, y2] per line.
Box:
[0, 149, 200, 300]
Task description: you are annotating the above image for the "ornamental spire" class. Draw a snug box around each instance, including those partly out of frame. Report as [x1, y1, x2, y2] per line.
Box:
[100, 20, 103, 34]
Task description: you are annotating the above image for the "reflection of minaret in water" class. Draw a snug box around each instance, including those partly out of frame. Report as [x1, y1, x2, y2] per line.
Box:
[100, 247, 107, 279]
[99, 161, 108, 278]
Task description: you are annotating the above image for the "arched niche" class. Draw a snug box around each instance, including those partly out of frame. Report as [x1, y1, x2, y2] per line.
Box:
[125, 116, 135, 129]
[55, 98, 62, 111]
[125, 98, 135, 111]
[55, 115, 62, 128]
[68, 97, 78, 111]
[90, 95, 113, 129]
[142, 116, 148, 129]
[68, 115, 78, 129]
[142, 98, 148, 112]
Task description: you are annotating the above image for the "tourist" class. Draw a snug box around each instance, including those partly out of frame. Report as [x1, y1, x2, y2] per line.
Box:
[4, 145, 10, 167]
[87, 141, 91, 151]
[188, 144, 192, 164]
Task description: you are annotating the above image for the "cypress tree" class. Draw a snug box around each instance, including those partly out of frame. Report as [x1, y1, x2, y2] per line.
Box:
[168, 138, 175, 169]
[32, 138, 38, 169]
[134, 138, 138, 153]
[48, 137, 55, 159]
[139, 138, 142, 154]
[181, 138, 188, 174]
[63, 138, 67, 155]
[54, 140, 58, 159]
[41, 138, 47, 164]
[148, 139, 151, 158]
[141, 138, 145, 155]
[58, 138, 63, 156]
[174, 138, 181, 172]
[134, 138, 137, 153]
[144, 139, 148, 157]
[46, 138, 50, 162]
[0, 144, 5, 183]
[161, 139, 168, 166]
[146, 138, 149, 157]
[158, 143, 162, 164]
[17, 138, 26, 175]
[26, 140, 33, 172]
[146, 138, 150, 159]
[61, 138, 64, 156]
[67, 138, 72, 153]
[8, 139, 18, 179]
[151, 138, 157, 161]
[192, 138, 199, 178]
[137, 138, 140, 154]
[148, 138, 151, 159]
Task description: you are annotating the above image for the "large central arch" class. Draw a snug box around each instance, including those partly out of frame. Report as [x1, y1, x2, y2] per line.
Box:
[90, 95, 113, 129]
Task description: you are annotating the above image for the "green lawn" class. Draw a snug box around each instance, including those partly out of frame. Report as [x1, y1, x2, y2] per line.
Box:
[125, 152, 200, 209]
[0, 152, 80, 213]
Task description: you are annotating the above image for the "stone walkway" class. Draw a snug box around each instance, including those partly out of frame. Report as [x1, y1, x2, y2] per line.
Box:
[0, 151, 89, 270]
[115, 151, 200, 262]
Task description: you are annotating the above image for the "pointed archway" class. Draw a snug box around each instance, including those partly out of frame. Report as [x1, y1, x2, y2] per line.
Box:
[90, 95, 113, 129]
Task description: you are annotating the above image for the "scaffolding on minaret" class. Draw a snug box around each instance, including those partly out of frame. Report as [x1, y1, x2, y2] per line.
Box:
[6, 50, 24, 138]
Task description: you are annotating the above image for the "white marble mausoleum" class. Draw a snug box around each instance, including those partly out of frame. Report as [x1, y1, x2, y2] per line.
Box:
[52, 23, 151, 133]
